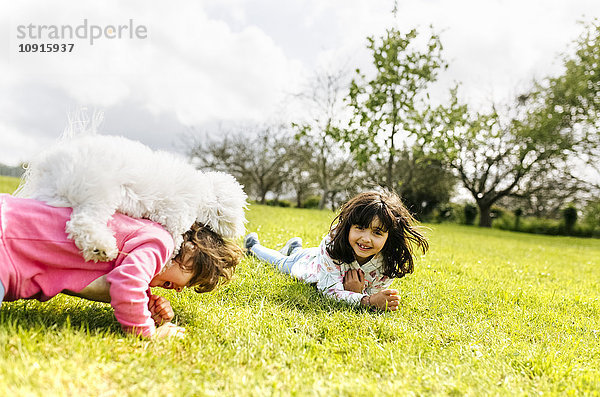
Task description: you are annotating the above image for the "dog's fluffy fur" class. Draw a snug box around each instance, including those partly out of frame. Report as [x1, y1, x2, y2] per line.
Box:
[16, 133, 247, 262]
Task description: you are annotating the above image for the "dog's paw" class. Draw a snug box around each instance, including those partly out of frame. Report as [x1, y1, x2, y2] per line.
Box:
[84, 245, 119, 262]
[67, 223, 119, 262]
[80, 239, 119, 262]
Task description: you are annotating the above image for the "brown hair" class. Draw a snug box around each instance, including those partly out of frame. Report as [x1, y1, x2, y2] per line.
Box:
[327, 190, 428, 278]
[175, 223, 244, 293]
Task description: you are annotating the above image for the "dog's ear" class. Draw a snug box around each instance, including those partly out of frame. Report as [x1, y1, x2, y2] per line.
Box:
[198, 171, 248, 239]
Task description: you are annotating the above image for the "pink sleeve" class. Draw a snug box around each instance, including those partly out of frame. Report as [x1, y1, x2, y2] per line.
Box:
[106, 226, 174, 338]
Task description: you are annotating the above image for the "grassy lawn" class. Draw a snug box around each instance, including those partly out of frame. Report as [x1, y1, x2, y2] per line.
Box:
[1, 178, 599, 395]
[0, 175, 21, 194]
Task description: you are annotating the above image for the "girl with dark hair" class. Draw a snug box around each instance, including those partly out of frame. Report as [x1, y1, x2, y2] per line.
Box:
[244, 191, 428, 310]
[0, 194, 243, 339]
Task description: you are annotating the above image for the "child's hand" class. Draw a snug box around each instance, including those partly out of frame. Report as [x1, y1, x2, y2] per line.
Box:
[364, 289, 400, 311]
[148, 294, 174, 325]
[343, 269, 366, 293]
[154, 323, 185, 340]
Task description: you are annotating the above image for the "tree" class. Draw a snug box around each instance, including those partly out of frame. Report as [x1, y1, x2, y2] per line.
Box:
[284, 139, 317, 208]
[292, 68, 358, 209]
[423, 22, 600, 227]
[189, 124, 292, 204]
[344, 27, 447, 191]
[497, 168, 583, 218]
[582, 199, 600, 230]
[357, 145, 455, 219]
[541, 20, 600, 195]
[423, 84, 586, 227]
[464, 204, 478, 226]
[0, 162, 25, 177]
[394, 147, 456, 219]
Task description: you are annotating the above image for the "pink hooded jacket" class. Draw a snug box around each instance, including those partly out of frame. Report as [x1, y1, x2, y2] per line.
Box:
[0, 194, 174, 338]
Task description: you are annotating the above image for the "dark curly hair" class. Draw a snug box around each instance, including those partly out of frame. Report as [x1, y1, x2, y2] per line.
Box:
[326, 190, 428, 278]
[174, 222, 244, 293]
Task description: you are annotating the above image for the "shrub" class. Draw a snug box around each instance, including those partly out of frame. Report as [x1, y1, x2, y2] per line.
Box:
[490, 205, 507, 219]
[562, 205, 578, 234]
[582, 200, 600, 228]
[514, 208, 523, 230]
[302, 195, 322, 209]
[265, 199, 291, 207]
[493, 213, 516, 231]
[464, 204, 478, 225]
[494, 214, 597, 238]
[432, 203, 464, 224]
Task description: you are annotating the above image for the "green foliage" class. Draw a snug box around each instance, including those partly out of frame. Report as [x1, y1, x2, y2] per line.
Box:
[514, 208, 523, 230]
[562, 205, 578, 233]
[0, 163, 25, 178]
[514, 208, 523, 217]
[0, 176, 20, 194]
[541, 20, 600, 152]
[2, 204, 600, 394]
[346, 27, 447, 188]
[582, 200, 600, 228]
[342, 26, 455, 218]
[290, 69, 359, 209]
[490, 205, 507, 219]
[264, 199, 292, 208]
[395, 147, 456, 219]
[464, 203, 478, 225]
[301, 195, 321, 209]
[430, 202, 465, 224]
[494, 212, 598, 238]
[422, 22, 600, 227]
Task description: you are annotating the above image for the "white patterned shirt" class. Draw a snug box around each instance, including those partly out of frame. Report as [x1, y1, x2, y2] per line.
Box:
[289, 235, 393, 305]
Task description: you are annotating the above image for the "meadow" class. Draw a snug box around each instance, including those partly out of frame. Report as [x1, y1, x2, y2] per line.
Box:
[1, 176, 599, 395]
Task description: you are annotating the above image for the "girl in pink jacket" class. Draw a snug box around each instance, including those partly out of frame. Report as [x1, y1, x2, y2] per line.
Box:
[0, 194, 242, 339]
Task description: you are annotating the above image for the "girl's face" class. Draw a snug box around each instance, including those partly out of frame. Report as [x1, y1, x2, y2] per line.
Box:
[149, 259, 193, 292]
[348, 216, 389, 265]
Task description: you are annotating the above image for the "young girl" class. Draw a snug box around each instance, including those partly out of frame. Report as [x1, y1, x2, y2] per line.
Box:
[244, 191, 428, 310]
[0, 194, 243, 339]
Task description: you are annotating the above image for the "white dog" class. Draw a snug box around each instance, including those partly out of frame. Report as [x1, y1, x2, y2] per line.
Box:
[15, 133, 247, 262]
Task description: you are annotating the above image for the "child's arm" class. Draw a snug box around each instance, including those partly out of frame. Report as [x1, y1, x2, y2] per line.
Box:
[65, 277, 175, 325]
[316, 238, 399, 310]
[342, 270, 399, 311]
[106, 226, 174, 338]
[148, 294, 174, 325]
[62, 275, 111, 302]
[155, 323, 185, 339]
[343, 269, 365, 293]
[314, 238, 367, 305]
[360, 289, 400, 311]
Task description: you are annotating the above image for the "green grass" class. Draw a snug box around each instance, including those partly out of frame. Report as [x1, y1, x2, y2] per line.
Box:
[1, 186, 599, 395]
[0, 175, 20, 194]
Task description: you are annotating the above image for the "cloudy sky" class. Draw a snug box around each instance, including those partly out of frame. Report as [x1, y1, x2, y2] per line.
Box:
[0, 0, 598, 166]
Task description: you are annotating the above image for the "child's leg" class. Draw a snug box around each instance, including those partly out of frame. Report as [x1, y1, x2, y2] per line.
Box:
[252, 244, 315, 276]
[245, 233, 308, 275]
[250, 244, 294, 274]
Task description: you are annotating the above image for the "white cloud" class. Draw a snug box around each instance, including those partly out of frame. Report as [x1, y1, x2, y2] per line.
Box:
[3, 0, 305, 123]
[0, 119, 51, 165]
[1, 0, 599, 166]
